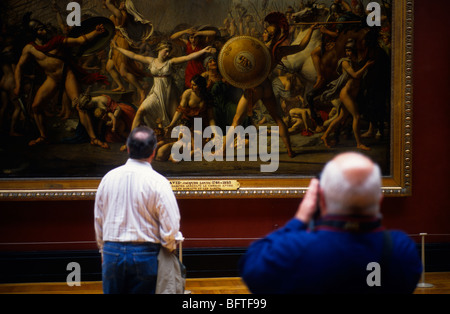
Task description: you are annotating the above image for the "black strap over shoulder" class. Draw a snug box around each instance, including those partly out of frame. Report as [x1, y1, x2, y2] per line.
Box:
[381, 230, 392, 287]
[314, 215, 384, 232]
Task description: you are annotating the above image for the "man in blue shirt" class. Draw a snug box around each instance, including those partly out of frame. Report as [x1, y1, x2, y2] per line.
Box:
[240, 152, 422, 294]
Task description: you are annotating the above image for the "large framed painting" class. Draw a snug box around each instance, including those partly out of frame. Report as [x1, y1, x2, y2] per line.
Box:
[0, 0, 412, 200]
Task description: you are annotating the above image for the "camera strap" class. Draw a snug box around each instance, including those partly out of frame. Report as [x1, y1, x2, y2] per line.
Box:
[314, 215, 384, 233]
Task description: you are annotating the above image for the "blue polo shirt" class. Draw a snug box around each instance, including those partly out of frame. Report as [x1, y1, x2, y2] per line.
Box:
[239, 218, 422, 294]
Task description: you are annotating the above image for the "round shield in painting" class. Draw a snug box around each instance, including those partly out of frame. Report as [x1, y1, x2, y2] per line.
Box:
[68, 17, 115, 57]
[218, 36, 272, 89]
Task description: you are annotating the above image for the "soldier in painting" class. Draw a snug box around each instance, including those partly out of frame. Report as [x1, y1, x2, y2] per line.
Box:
[13, 18, 109, 148]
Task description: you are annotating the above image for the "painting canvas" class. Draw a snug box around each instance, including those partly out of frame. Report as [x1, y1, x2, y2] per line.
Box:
[0, 0, 412, 199]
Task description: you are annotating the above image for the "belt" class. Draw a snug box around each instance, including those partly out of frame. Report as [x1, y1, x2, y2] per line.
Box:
[105, 241, 161, 247]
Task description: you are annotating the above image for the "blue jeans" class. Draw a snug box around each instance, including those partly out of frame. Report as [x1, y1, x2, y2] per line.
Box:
[102, 242, 160, 294]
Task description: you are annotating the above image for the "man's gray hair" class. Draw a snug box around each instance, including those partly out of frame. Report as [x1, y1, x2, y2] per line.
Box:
[320, 153, 382, 215]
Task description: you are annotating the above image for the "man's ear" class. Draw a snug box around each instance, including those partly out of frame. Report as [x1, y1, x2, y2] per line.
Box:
[148, 149, 156, 163]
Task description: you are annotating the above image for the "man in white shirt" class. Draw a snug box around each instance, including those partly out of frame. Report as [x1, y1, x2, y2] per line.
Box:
[95, 126, 181, 294]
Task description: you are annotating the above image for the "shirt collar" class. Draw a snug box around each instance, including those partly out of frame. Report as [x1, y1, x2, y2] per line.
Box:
[126, 158, 153, 169]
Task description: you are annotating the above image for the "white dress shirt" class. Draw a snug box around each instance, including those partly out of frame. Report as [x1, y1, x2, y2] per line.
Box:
[94, 159, 182, 253]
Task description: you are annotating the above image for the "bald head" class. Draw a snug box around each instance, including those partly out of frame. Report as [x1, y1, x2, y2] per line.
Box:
[333, 152, 375, 185]
[320, 152, 382, 216]
[127, 126, 157, 160]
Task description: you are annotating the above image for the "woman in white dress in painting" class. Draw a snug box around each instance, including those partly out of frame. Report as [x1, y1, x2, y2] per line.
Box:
[112, 40, 215, 130]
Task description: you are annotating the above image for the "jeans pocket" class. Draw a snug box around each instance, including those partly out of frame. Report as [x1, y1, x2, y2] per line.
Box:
[132, 251, 158, 281]
[102, 251, 121, 281]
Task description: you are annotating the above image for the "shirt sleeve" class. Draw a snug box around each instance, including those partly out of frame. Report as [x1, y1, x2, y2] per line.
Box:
[94, 179, 105, 253]
[239, 218, 308, 293]
[389, 230, 423, 292]
[155, 180, 181, 251]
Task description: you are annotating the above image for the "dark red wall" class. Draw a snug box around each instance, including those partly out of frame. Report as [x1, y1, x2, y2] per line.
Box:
[1, 0, 449, 252]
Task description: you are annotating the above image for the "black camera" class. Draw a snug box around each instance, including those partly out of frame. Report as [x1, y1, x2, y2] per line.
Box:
[308, 174, 321, 230]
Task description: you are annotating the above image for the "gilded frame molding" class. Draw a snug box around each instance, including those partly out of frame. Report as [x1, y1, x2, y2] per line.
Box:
[0, 0, 413, 200]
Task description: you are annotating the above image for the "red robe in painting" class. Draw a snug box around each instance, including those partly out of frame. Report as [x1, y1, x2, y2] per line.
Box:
[30, 35, 109, 85]
[102, 95, 136, 143]
[184, 41, 205, 88]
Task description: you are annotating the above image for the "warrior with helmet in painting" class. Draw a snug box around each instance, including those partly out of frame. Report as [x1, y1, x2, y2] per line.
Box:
[219, 12, 319, 157]
[13, 17, 110, 148]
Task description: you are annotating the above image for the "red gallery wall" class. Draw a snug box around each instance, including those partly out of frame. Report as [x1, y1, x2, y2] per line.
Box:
[1, 0, 449, 252]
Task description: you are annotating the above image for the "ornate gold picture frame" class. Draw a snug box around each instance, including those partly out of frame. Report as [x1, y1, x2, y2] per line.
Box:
[0, 0, 412, 200]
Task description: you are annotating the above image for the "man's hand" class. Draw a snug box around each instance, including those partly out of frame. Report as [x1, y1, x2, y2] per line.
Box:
[311, 22, 320, 30]
[95, 24, 105, 34]
[295, 178, 320, 223]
